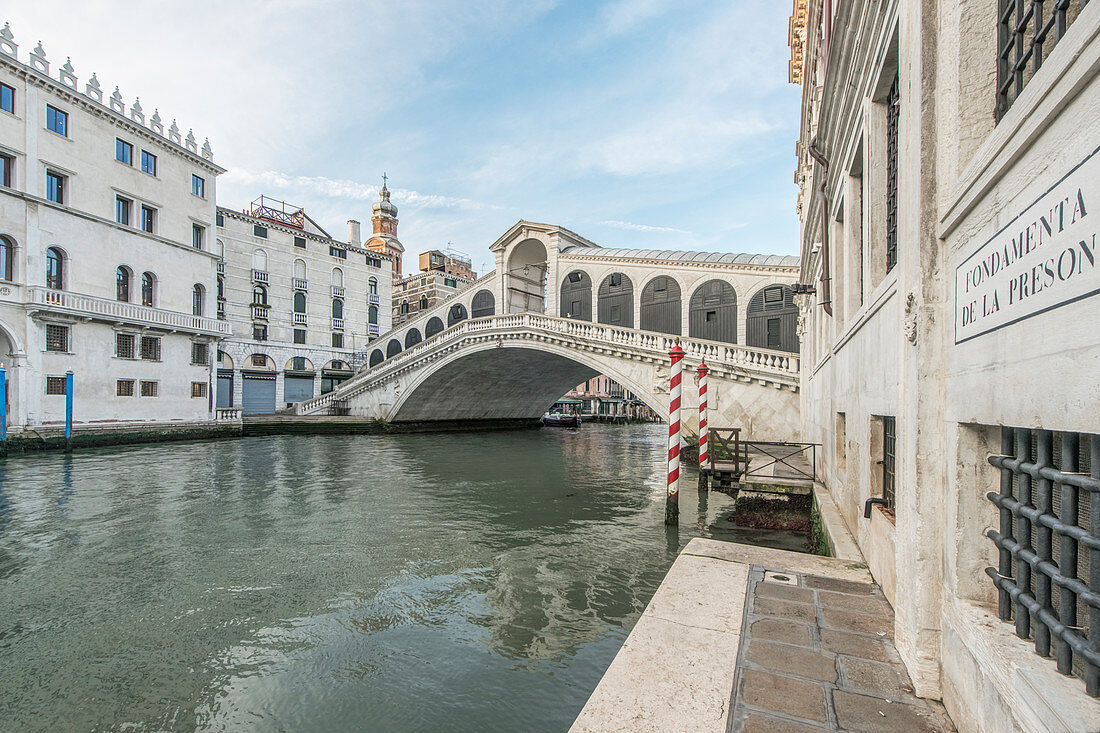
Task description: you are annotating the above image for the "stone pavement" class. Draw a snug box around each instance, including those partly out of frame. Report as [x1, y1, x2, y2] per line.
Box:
[728, 567, 955, 733]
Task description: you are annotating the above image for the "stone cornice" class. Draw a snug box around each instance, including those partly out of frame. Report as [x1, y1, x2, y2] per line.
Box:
[217, 207, 393, 261]
[555, 252, 800, 275]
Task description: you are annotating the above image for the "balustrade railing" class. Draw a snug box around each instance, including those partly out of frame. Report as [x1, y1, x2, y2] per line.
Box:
[293, 312, 308, 325]
[251, 304, 270, 320]
[292, 278, 308, 291]
[331, 285, 345, 298]
[252, 269, 269, 284]
[332, 317, 345, 330]
[297, 311, 800, 415]
[29, 286, 230, 335]
[368, 293, 380, 305]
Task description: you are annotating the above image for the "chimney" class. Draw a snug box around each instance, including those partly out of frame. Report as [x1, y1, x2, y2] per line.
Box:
[347, 220, 361, 247]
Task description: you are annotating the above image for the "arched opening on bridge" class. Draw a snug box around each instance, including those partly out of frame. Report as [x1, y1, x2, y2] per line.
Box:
[471, 289, 495, 318]
[386, 338, 403, 358]
[448, 302, 468, 327]
[506, 238, 547, 313]
[640, 276, 681, 335]
[369, 349, 384, 367]
[747, 284, 799, 352]
[560, 270, 592, 321]
[405, 328, 423, 348]
[689, 280, 738, 343]
[597, 272, 633, 327]
[425, 317, 445, 338]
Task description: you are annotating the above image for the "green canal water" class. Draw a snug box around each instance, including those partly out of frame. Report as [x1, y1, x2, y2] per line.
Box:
[0, 424, 808, 732]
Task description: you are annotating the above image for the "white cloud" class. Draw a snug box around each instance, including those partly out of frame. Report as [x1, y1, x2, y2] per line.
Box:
[600, 220, 691, 235]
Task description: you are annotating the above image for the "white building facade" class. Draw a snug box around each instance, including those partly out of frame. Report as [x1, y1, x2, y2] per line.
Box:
[392, 268, 476, 326]
[215, 199, 392, 414]
[791, 1, 1100, 730]
[0, 28, 229, 437]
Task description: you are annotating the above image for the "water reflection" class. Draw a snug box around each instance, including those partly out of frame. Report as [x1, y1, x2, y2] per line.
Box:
[0, 426, 804, 732]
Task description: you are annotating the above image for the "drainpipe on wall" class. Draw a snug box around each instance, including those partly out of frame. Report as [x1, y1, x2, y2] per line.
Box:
[807, 141, 833, 316]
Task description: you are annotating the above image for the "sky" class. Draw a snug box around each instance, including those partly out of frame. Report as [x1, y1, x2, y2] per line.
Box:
[6, 0, 801, 276]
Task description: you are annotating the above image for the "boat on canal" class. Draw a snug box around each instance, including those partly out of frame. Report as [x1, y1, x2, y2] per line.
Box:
[541, 411, 581, 427]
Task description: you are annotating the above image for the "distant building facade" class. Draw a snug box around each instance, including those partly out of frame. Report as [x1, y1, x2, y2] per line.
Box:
[0, 32, 230, 434]
[215, 197, 392, 414]
[557, 375, 655, 419]
[393, 250, 477, 326]
[791, 0, 1100, 728]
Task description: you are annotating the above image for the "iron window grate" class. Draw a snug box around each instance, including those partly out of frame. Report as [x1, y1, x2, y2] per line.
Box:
[997, 1, 1090, 121]
[140, 336, 161, 361]
[882, 416, 897, 509]
[885, 72, 900, 274]
[116, 333, 135, 359]
[46, 324, 68, 352]
[987, 426, 1099, 695]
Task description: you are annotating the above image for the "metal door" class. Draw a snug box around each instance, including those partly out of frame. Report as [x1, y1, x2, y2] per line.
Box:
[688, 279, 737, 343]
[747, 285, 799, 352]
[241, 373, 276, 415]
[471, 290, 495, 318]
[216, 370, 233, 407]
[559, 271, 592, 320]
[283, 375, 314, 404]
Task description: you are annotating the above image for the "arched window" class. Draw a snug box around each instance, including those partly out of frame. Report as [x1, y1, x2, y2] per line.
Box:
[252, 284, 268, 306]
[141, 272, 155, 306]
[368, 304, 378, 324]
[46, 247, 64, 289]
[293, 291, 306, 313]
[116, 266, 132, 302]
[252, 249, 267, 272]
[400, 300, 410, 315]
[419, 296, 428, 311]
[368, 277, 378, 295]
[215, 239, 225, 260]
[332, 298, 344, 319]
[0, 236, 13, 281]
[293, 258, 307, 280]
[331, 267, 344, 287]
[192, 284, 205, 316]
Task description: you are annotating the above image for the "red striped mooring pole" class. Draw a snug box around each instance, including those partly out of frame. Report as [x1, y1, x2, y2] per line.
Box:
[697, 361, 709, 489]
[666, 341, 686, 525]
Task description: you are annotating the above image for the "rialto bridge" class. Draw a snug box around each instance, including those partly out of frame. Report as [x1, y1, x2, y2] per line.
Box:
[298, 221, 803, 441]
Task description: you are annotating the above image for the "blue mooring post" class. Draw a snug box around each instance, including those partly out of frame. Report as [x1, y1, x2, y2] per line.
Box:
[0, 366, 6, 442]
[65, 370, 74, 448]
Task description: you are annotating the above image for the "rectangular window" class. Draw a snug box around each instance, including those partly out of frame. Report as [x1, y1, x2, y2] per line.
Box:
[331, 333, 344, 348]
[140, 380, 159, 397]
[1, 153, 12, 188]
[192, 224, 205, 250]
[293, 328, 306, 344]
[610, 304, 621, 323]
[294, 236, 306, 249]
[654, 278, 667, 292]
[116, 379, 135, 397]
[764, 287, 783, 304]
[609, 273, 622, 287]
[115, 196, 131, 225]
[445, 278, 456, 288]
[46, 170, 64, 204]
[705, 310, 717, 322]
[140, 150, 157, 176]
[46, 105, 67, 136]
[329, 246, 346, 259]
[191, 381, 208, 398]
[885, 71, 900, 274]
[253, 225, 267, 238]
[191, 174, 205, 198]
[191, 342, 209, 365]
[46, 376, 67, 395]
[253, 324, 268, 341]
[0, 82, 13, 114]
[46, 324, 69, 352]
[251, 354, 267, 368]
[140, 335, 161, 361]
[141, 205, 155, 233]
[882, 415, 896, 510]
[216, 211, 224, 227]
[116, 138, 133, 165]
[115, 333, 135, 359]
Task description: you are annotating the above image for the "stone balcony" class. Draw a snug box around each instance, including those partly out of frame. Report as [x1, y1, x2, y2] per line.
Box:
[28, 286, 230, 337]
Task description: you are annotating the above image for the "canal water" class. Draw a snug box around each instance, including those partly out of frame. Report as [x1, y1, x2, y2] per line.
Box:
[0, 424, 808, 732]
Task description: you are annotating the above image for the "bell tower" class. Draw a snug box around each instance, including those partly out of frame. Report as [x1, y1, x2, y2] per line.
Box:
[366, 174, 404, 278]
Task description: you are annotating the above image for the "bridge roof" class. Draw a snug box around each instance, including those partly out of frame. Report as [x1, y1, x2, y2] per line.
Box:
[557, 246, 799, 267]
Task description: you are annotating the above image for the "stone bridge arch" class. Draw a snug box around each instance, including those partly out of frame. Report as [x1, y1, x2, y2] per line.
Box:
[389, 340, 666, 423]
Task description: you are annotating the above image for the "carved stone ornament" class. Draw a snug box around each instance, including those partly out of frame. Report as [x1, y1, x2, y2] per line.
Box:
[904, 291, 918, 344]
